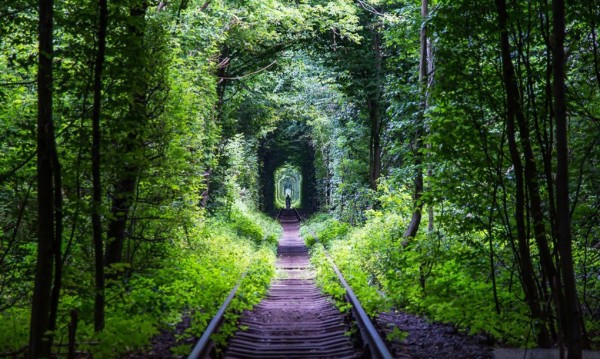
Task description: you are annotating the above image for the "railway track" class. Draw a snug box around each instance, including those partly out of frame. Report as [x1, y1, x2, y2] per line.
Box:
[189, 209, 402, 359]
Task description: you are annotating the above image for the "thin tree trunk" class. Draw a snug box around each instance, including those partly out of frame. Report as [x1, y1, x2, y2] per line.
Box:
[48, 131, 63, 338]
[488, 185, 501, 314]
[368, 97, 381, 191]
[105, 155, 138, 269]
[368, 29, 383, 192]
[504, 0, 564, 344]
[523, 7, 558, 245]
[495, 0, 552, 347]
[552, 0, 582, 357]
[29, 0, 57, 356]
[201, 45, 229, 208]
[426, 4, 435, 233]
[589, 0, 600, 90]
[92, 0, 108, 331]
[514, 64, 560, 320]
[505, 96, 551, 348]
[404, 0, 427, 239]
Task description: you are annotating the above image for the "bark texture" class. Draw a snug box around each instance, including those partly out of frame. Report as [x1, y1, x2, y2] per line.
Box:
[30, 0, 61, 356]
[552, 0, 583, 356]
[92, 0, 108, 331]
[495, 0, 552, 347]
[404, 0, 428, 239]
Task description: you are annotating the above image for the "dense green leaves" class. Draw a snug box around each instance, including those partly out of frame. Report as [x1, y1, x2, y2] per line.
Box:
[1, 0, 600, 355]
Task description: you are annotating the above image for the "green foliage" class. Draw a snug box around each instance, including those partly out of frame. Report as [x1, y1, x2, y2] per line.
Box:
[229, 209, 265, 244]
[79, 314, 159, 359]
[226, 201, 282, 248]
[0, 308, 29, 353]
[300, 213, 350, 247]
[386, 326, 409, 342]
[0, 202, 278, 356]
[221, 135, 261, 207]
[213, 248, 276, 351]
[2, 0, 599, 354]
[274, 164, 302, 209]
[302, 205, 535, 347]
[308, 244, 351, 313]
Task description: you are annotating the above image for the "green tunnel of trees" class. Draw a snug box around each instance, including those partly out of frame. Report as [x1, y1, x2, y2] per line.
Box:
[1, 0, 599, 358]
[259, 119, 316, 213]
[274, 164, 302, 208]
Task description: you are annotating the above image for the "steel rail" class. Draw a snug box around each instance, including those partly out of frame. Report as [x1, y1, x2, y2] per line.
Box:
[187, 273, 247, 359]
[295, 208, 393, 359]
[188, 224, 275, 358]
[189, 209, 392, 358]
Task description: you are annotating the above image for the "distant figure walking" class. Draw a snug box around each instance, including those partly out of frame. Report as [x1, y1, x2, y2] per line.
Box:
[285, 194, 291, 209]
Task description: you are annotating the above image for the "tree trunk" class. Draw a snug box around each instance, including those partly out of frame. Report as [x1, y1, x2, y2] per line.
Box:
[91, 0, 108, 331]
[488, 185, 501, 314]
[513, 49, 563, 345]
[48, 123, 64, 342]
[368, 29, 383, 192]
[368, 97, 381, 191]
[29, 0, 59, 356]
[513, 61, 560, 322]
[499, 0, 569, 345]
[495, 0, 552, 347]
[325, 149, 332, 207]
[105, 149, 138, 270]
[201, 45, 230, 207]
[590, 0, 600, 90]
[404, 0, 428, 239]
[552, 0, 582, 357]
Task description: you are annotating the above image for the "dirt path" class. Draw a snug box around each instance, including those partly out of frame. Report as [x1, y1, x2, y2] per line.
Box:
[223, 211, 359, 358]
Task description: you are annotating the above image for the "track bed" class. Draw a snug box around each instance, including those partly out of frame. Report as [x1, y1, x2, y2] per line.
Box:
[224, 210, 359, 359]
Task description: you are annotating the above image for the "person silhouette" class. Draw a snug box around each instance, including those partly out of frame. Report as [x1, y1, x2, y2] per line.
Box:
[285, 194, 291, 209]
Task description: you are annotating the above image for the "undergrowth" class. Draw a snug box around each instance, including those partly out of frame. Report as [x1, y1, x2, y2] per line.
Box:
[0, 202, 279, 358]
[302, 210, 535, 347]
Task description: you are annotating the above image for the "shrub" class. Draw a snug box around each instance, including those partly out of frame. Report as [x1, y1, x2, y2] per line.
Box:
[0, 308, 29, 353]
[0, 204, 279, 357]
[302, 210, 533, 347]
[300, 213, 351, 247]
[228, 201, 281, 248]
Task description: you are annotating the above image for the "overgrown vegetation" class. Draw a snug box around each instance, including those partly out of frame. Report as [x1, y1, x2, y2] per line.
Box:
[298, 0, 600, 355]
[0, 200, 278, 357]
[2, 0, 599, 357]
[304, 202, 546, 347]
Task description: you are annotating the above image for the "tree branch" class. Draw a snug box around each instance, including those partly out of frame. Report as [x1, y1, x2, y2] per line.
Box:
[219, 61, 278, 82]
[0, 80, 36, 87]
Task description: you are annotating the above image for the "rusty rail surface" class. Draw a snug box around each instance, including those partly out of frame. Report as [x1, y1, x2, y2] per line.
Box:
[296, 209, 393, 359]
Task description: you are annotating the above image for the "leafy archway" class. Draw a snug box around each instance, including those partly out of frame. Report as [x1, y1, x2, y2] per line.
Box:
[259, 119, 317, 214]
[274, 164, 302, 208]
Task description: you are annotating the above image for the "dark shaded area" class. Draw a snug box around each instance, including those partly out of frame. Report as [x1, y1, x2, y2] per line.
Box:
[376, 311, 494, 359]
[259, 120, 317, 214]
[125, 316, 194, 359]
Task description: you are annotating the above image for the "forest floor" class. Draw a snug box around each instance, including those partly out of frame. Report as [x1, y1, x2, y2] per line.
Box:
[125, 315, 194, 358]
[376, 311, 494, 359]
